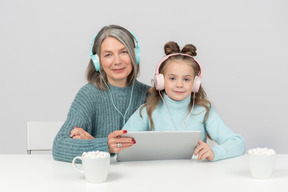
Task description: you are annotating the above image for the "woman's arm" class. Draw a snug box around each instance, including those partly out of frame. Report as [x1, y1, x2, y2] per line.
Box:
[52, 111, 109, 162]
[52, 85, 111, 162]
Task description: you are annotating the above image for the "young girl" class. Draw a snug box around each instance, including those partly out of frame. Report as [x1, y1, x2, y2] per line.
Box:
[120, 41, 245, 161]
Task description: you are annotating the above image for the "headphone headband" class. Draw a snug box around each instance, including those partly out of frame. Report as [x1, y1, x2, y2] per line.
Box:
[155, 53, 202, 77]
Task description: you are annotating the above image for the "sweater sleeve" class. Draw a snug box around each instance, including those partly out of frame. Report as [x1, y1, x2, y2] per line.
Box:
[52, 113, 109, 163]
[52, 87, 109, 163]
[122, 105, 150, 132]
[205, 107, 245, 161]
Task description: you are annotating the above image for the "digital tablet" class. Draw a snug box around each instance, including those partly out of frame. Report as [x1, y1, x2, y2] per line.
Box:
[117, 131, 201, 162]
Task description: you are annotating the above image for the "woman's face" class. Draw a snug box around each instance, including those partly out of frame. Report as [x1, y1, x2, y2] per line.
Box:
[100, 37, 132, 87]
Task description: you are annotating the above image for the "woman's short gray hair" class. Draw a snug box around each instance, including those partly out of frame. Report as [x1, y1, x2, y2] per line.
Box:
[86, 25, 140, 89]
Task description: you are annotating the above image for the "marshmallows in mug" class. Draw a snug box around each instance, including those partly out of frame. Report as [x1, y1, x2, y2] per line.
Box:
[248, 148, 276, 155]
[82, 151, 110, 159]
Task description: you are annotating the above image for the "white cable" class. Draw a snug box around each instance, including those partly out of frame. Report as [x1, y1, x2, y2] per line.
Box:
[159, 91, 177, 131]
[181, 92, 196, 129]
[159, 91, 196, 131]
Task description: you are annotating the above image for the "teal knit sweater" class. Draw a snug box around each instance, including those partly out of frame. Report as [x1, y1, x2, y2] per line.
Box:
[123, 94, 245, 161]
[52, 80, 149, 162]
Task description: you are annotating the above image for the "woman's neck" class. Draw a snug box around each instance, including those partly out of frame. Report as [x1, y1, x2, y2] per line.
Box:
[108, 79, 128, 88]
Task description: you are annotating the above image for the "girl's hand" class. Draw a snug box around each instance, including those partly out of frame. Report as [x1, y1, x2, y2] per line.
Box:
[194, 139, 215, 161]
[107, 130, 136, 153]
[70, 127, 94, 140]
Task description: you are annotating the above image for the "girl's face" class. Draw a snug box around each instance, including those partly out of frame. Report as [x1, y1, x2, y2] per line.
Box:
[100, 37, 132, 87]
[163, 60, 195, 101]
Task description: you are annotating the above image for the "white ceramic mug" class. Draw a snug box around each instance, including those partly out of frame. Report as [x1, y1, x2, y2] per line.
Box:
[72, 151, 110, 183]
[248, 148, 276, 179]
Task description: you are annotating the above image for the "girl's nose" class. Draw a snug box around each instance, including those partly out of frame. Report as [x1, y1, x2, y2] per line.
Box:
[176, 80, 183, 87]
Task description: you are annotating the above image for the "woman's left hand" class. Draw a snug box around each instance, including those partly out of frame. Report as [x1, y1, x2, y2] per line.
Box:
[70, 126, 94, 140]
[193, 139, 215, 161]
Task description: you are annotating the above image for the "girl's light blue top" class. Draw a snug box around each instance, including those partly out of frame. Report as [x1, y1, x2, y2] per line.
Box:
[123, 94, 245, 161]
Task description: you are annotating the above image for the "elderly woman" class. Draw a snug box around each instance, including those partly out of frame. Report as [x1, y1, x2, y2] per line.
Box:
[52, 25, 149, 162]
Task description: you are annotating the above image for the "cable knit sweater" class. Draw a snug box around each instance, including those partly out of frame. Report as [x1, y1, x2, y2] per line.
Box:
[123, 94, 245, 161]
[52, 80, 149, 162]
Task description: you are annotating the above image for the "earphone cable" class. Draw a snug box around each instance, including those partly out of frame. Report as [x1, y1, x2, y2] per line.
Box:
[159, 91, 177, 131]
[159, 91, 196, 131]
[182, 92, 196, 129]
[101, 73, 135, 126]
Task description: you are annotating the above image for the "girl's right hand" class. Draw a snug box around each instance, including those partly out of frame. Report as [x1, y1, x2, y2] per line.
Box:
[194, 139, 215, 161]
[107, 130, 136, 153]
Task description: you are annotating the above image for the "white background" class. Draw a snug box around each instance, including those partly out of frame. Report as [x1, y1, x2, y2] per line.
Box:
[1, 0, 287, 154]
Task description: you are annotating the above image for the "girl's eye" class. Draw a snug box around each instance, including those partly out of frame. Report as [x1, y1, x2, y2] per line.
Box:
[184, 78, 191, 82]
[170, 77, 176, 81]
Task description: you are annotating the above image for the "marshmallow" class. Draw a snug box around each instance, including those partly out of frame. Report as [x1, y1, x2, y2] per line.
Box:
[82, 151, 110, 159]
[248, 148, 276, 155]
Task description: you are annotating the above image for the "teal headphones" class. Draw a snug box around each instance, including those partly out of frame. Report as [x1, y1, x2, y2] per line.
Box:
[90, 32, 140, 72]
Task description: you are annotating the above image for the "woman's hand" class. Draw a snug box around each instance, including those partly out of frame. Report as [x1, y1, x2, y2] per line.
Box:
[108, 130, 136, 153]
[194, 139, 215, 161]
[70, 126, 94, 140]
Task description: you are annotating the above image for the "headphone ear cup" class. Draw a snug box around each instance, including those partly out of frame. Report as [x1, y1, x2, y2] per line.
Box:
[91, 54, 100, 72]
[135, 46, 140, 65]
[154, 74, 165, 90]
[192, 76, 201, 93]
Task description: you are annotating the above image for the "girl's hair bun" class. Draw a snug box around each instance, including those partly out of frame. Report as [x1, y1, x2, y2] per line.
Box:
[164, 41, 180, 55]
[181, 44, 197, 56]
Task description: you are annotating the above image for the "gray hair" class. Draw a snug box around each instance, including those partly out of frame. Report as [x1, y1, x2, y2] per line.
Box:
[86, 25, 140, 90]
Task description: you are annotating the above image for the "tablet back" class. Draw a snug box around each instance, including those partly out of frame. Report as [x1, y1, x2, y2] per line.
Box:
[117, 131, 201, 162]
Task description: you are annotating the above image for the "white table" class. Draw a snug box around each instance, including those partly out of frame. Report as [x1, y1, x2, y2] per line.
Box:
[0, 154, 287, 192]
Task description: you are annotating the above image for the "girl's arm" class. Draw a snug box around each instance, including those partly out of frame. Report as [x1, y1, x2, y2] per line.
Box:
[205, 106, 245, 161]
[122, 105, 150, 132]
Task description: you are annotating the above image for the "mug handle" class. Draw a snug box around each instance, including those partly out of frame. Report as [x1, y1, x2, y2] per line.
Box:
[72, 156, 84, 174]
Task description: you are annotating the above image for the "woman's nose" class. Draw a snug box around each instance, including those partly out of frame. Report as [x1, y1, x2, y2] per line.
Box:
[114, 54, 121, 64]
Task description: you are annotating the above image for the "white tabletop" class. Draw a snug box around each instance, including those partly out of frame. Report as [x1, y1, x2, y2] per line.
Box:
[0, 154, 287, 192]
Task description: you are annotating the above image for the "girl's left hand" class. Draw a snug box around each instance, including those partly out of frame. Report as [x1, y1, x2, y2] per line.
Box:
[193, 139, 215, 161]
[70, 126, 94, 140]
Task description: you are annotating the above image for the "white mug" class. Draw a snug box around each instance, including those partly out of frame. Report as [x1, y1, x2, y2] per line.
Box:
[72, 151, 110, 183]
[248, 148, 276, 179]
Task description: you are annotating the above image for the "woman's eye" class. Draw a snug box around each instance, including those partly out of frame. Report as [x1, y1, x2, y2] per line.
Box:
[121, 50, 128, 54]
[104, 54, 111, 57]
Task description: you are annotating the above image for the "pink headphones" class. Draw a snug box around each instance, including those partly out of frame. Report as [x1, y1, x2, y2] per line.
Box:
[154, 53, 202, 92]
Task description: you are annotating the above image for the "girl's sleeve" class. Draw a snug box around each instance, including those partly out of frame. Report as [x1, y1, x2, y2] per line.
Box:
[122, 105, 150, 132]
[205, 107, 245, 161]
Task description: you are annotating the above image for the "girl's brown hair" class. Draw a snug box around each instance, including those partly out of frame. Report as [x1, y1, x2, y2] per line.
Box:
[140, 41, 211, 131]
